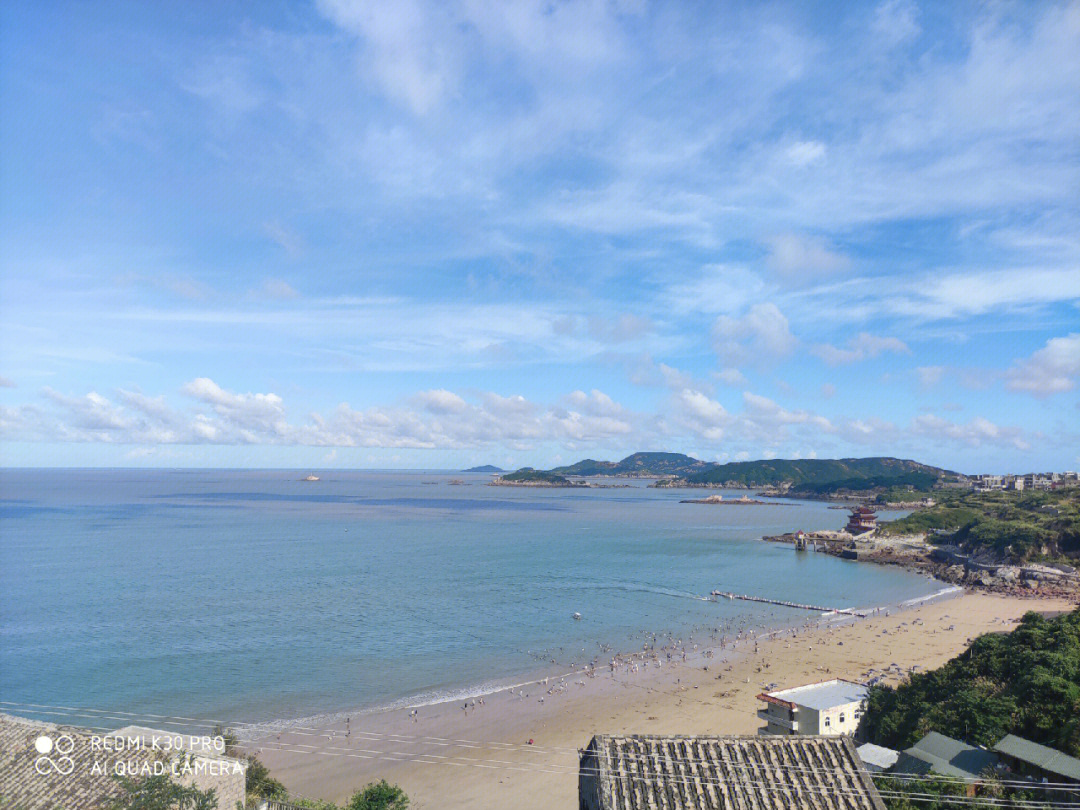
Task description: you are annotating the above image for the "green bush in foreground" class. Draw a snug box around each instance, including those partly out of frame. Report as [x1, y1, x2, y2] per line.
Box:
[104, 773, 217, 810]
[874, 775, 1055, 810]
[345, 780, 410, 810]
[211, 724, 288, 801]
[250, 779, 411, 810]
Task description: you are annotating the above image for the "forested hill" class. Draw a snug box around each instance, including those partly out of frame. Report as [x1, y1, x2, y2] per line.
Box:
[681, 457, 952, 489]
[541, 453, 957, 494]
[549, 452, 713, 477]
[861, 607, 1080, 757]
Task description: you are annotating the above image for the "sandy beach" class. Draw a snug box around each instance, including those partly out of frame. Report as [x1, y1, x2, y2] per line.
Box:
[243, 590, 1077, 809]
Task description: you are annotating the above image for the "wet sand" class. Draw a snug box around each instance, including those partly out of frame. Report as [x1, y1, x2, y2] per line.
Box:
[245, 591, 1076, 809]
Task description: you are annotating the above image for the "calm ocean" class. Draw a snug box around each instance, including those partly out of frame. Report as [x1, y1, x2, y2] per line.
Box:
[0, 469, 939, 729]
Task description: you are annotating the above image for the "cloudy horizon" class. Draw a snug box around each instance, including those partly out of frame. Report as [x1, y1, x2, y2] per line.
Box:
[2, 0, 1078, 473]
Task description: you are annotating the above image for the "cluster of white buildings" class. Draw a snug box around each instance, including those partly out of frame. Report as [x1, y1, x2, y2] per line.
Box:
[972, 471, 1079, 492]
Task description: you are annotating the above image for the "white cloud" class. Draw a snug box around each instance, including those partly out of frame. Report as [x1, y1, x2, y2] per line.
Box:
[739, 391, 835, 437]
[414, 389, 469, 414]
[896, 267, 1080, 319]
[765, 234, 850, 279]
[784, 141, 826, 167]
[662, 265, 768, 316]
[712, 303, 797, 366]
[671, 389, 727, 441]
[316, 0, 632, 116]
[42, 388, 136, 432]
[871, 0, 921, 48]
[180, 377, 290, 437]
[262, 221, 306, 258]
[813, 332, 910, 365]
[1005, 333, 1080, 396]
[553, 313, 654, 343]
[715, 368, 748, 387]
[911, 414, 1030, 451]
[565, 389, 624, 418]
[627, 354, 710, 392]
[916, 365, 946, 388]
[3, 378, 1049, 465]
[316, 0, 463, 115]
[262, 279, 301, 300]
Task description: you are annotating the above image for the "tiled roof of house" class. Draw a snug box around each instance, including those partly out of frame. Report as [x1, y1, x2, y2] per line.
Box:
[580, 734, 886, 810]
[0, 712, 245, 810]
[0, 712, 155, 809]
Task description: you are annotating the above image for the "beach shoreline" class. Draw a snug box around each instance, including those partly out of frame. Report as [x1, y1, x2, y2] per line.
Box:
[240, 588, 1076, 810]
[235, 580, 963, 744]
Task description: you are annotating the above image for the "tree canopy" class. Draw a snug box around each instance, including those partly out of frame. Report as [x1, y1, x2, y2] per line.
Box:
[862, 607, 1080, 756]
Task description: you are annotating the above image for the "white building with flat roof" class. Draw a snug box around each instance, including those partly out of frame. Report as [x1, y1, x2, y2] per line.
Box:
[756, 679, 868, 737]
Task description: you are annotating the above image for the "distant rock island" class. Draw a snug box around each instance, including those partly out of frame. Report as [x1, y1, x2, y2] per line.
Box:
[680, 494, 773, 505]
[463, 465, 504, 473]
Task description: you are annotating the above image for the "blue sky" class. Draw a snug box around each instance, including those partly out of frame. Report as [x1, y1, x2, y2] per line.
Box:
[1, 0, 1078, 472]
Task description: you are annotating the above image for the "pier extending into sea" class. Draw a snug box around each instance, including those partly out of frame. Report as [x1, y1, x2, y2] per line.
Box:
[710, 590, 868, 618]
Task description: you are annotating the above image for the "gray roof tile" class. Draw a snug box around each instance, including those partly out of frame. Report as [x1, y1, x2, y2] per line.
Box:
[580, 734, 886, 810]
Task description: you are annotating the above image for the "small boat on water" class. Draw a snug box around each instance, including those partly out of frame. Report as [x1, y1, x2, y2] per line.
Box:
[572, 612, 582, 620]
[302, 474, 320, 482]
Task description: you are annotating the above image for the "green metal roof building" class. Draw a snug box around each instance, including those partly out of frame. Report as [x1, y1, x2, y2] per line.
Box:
[893, 731, 999, 780]
[993, 733, 1080, 801]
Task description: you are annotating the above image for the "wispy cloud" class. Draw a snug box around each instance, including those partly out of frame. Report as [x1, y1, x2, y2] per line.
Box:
[812, 332, 910, 366]
[3, 1, 1078, 469]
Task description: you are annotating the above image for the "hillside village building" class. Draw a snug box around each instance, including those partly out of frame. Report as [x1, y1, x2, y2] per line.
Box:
[756, 679, 868, 736]
[578, 734, 885, 810]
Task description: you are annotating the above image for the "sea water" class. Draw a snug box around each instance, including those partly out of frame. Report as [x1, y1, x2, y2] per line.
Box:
[0, 469, 939, 730]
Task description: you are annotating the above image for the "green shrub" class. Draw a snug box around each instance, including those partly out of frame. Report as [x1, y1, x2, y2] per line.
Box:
[345, 780, 410, 810]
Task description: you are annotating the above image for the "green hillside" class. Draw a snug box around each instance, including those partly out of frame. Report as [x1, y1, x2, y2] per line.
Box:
[878, 488, 1080, 563]
[682, 457, 951, 489]
[862, 607, 1080, 757]
[550, 451, 713, 477]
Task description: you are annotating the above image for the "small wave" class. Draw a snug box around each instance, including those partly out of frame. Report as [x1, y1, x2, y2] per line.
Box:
[900, 584, 963, 607]
[236, 668, 577, 743]
[548, 580, 713, 602]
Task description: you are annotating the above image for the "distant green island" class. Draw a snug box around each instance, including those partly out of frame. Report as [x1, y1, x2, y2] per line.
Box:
[490, 468, 587, 487]
[549, 451, 713, 478]
[506, 452, 960, 498]
[678, 457, 956, 495]
[463, 465, 504, 473]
